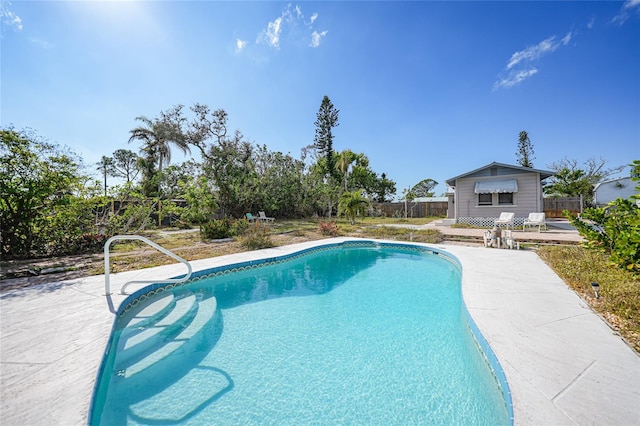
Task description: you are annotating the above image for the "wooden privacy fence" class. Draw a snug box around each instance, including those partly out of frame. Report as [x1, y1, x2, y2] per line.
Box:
[544, 197, 582, 217]
[371, 202, 448, 218]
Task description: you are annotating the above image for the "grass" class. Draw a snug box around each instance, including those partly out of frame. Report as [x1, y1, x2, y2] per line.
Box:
[538, 245, 640, 353]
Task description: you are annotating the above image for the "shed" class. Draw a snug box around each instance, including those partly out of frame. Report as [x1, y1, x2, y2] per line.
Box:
[594, 177, 637, 206]
[445, 162, 554, 226]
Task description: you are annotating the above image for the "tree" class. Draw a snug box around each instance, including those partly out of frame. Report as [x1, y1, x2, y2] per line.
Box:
[0, 128, 88, 257]
[338, 190, 370, 224]
[314, 96, 339, 179]
[96, 155, 113, 197]
[335, 149, 358, 191]
[128, 106, 191, 197]
[110, 149, 140, 183]
[158, 160, 201, 199]
[516, 130, 535, 168]
[202, 130, 256, 217]
[410, 178, 438, 198]
[253, 145, 308, 217]
[185, 103, 229, 157]
[371, 172, 397, 202]
[544, 168, 592, 198]
[545, 157, 625, 206]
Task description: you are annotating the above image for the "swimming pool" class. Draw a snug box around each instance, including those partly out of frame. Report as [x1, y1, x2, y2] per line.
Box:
[90, 241, 512, 425]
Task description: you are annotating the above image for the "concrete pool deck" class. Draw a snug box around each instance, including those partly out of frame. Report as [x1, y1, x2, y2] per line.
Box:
[1, 238, 638, 425]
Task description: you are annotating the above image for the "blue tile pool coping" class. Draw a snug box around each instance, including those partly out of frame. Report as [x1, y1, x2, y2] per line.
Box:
[90, 239, 513, 425]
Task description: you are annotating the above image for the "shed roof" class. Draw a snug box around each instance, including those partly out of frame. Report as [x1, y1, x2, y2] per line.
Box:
[445, 161, 554, 187]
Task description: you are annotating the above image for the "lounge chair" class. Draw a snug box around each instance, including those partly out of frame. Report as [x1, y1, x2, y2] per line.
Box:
[245, 213, 257, 222]
[494, 212, 515, 230]
[523, 212, 547, 232]
[258, 211, 275, 222]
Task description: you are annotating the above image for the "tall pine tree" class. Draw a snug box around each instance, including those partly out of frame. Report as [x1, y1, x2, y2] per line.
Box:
[516, 130, 535, 168]
[314, 96, 339, 178]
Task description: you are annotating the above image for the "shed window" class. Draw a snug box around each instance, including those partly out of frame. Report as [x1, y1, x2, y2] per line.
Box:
[498, 193, 514, 205]
[478, 193, 492, 205]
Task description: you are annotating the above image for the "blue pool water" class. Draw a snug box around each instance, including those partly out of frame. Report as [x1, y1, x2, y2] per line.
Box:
[90, 242, 511, 425]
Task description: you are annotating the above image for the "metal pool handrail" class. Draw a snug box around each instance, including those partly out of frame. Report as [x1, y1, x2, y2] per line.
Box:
[104, 235, 192, 295]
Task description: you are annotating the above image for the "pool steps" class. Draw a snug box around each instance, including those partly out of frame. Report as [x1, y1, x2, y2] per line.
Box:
[114, 291, 218, 379]
[122, 293, 175, 329]
[117, 293, 198, 364]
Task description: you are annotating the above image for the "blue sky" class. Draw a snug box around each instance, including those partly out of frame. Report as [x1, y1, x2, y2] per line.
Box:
[2, 1, 639, 198]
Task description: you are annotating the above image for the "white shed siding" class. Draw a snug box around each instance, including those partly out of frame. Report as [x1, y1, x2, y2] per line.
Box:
[594, 178, 636, 206]
[454, 173, 541, 219]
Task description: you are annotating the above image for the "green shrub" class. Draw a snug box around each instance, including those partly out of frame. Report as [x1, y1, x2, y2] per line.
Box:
[318, 221, 339, 236]
[45, 232, 110, 256]
[200, 218, 233, 240]
[565, 198, 640, 274]
[239, 223, 274, 250]
[231, 218, 250, 236]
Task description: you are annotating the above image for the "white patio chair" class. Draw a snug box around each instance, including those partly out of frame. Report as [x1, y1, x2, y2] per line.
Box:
[258, 211, 275, 222]
[494, 212, 515, 230]
[523, 212, 547, 232]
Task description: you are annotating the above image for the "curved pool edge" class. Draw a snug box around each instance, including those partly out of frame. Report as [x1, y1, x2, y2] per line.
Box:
[89, 237, 513, 425]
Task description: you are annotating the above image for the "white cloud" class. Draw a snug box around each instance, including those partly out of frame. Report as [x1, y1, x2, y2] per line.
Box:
[310, 30, 328, 48]
[624, 0, 640, 9]
[612, 0, 640, 24]
[494, 68, 539, 90]
[507, 36, 562, 69]
[1, 1, 23, 31]
[235, 38, 247, 52]
[587, 17, 595, 29]
[256, 4, 327, 50]
[258, 16, 283, 48]
[495, 30, 574, 90]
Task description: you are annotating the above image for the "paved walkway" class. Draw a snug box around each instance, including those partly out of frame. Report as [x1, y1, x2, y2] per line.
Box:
[1, 238, 638, 425]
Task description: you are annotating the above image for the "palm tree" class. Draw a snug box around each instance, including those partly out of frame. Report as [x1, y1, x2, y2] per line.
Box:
[128, 115, 190, 172]
[338, 190, 370, 224]
[335, 149, 357, 191]
[129, 114, 190, 197]
[96, 155, 113, 197]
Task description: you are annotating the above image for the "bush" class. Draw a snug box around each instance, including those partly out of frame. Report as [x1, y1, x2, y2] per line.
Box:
[565, 198, 640, 275]
[69, 233, 110, 254]
[231, 218, 250, 236]
[239, 223, 274, 250]
[318, 221, 339, 236]
[45, 232, 110, 256]
[200, 218, 233, 240]
[200, 217, 251, 240]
